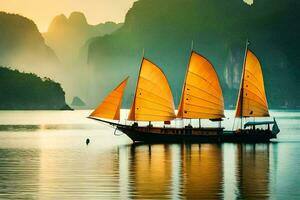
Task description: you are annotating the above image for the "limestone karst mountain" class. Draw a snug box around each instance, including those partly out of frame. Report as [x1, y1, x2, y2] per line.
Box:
[42, 12, 123, 103]
[1, 1, 299, 109]
[0, 12, 59, 79]
[71, 96, 86, 107]
[0, 66, 70, 110]
[87, 0, 300, 108]
[43, 12, 123, 65]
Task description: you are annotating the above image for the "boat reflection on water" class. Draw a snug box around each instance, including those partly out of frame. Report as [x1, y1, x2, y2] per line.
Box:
[236, 144, 270, 199]
[129, 145, 172, 198]
[181, 144, 223, 199]
[0, 136, 271, 199]
[118, 143, 270, 199]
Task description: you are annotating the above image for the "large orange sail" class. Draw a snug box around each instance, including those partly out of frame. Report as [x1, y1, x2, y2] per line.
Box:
[235, 50, 269, 117]
[89, 77, 129, 120]
[128, 58, 176, 121]
[177, 51, 224, 119]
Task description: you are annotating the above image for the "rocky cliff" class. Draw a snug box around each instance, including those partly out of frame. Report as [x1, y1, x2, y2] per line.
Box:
[87, 0, 300, 108]
[0, 66, 70, 110]
[0, 12, 59, 78]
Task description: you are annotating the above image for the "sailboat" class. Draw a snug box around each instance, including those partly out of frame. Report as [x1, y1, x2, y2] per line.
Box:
[222, 41, 280, 142]
[89, 43, 279, 143]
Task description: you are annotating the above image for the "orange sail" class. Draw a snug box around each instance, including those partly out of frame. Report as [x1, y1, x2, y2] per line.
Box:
[177, 51, 224, 119]
[89, 77, 129, 120]
[128, 58, 176, 121]
[235, 50, 269, 117]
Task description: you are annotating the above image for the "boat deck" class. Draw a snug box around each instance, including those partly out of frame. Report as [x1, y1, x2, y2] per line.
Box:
[117, 125, 277, 143]
[90, 118, 278, 143]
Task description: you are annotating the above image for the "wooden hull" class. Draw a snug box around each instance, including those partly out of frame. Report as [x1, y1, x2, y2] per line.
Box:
[88, 118, 278, 143]
[117, 125, 277, 143]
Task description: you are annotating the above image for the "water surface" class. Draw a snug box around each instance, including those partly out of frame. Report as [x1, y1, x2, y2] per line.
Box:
[0, 110, 299, 199]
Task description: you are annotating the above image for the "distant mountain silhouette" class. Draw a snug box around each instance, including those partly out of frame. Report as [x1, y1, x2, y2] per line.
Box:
[71, 96, 86, 107]
[87, 0, 300, 108]
[0, 12, 59, 78]
[0, 11, 125, 109]
[0, 66, 71, 110]
[42, 12, 123, 104]
[43, 12, 123, 65]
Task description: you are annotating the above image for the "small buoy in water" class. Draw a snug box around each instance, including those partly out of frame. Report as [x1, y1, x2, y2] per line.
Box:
[86, 138, 90, 145]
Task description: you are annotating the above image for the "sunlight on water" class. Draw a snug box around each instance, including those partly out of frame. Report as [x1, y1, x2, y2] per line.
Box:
[0, 110, 299, 199]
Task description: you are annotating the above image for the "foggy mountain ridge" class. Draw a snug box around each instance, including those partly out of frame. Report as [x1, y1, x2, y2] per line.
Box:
[87, 0, 300, 109]
[42, 11, 124, 104]
[0, 11, 59, 79]
[43, 11, 123, 65]
[0, 11, 123, 106]
[1, 0, 299, 110]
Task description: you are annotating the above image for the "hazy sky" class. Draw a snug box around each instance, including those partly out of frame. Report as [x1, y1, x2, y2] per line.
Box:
[0, 0, 137, 32]
[0, 0, 253, 32]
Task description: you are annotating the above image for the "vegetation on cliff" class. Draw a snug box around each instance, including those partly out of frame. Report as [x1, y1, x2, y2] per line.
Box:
[87, 0, 299, 108]
[0, 66, 70, 110]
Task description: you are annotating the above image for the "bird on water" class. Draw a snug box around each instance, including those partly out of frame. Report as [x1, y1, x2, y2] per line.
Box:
[86, 138, 90, 145]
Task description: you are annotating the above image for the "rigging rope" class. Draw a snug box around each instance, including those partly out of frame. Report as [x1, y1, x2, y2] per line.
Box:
[114, 127, 124, 136]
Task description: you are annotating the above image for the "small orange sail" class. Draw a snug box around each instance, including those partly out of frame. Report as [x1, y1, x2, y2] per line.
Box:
[235, 50, 269, 117]
[128, 58, 176, 121]
[90, 77, 129, 120]
[177, 51, 224, 119]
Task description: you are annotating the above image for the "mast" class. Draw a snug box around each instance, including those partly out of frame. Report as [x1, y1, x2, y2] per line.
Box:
[240, 39, 249, 130]
[177, 50, 192, 119]
[178, 41, 194, 120]
[191, 40, 199, 128]
[127, 53, 144, 121]
[234, 41, 269, 123]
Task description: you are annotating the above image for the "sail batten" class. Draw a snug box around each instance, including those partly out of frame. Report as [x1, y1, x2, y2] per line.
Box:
[241, 98, 269, 112]
[188, 71, 223, 94]
[244, 80, 266, 98]
[183, 111, 224, 116]
[243, 89, 268, 106]
[185, 98, 223, 110]
[90, 77, 128, 120]
[137, 88, 174, 108]
[185, 92, 224, 107]
[134, 113, 176, 118]
[184, 103, 224, 112]
[177, 51, 224, 119]
[244, 72, 268, 98]
[235, 50, 269, 117]
[128, 58, 176, 121]
[135, 97, 174, 111]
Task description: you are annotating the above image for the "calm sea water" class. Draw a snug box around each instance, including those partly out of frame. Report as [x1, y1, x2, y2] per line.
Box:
[0, 110, 299, 199]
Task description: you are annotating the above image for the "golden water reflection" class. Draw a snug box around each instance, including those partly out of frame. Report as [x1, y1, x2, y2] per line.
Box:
[236, 144, 270, 199]
[0, 143, 270, 199]
[1, 110, 299, 199]
[118, 143, 270, 199]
